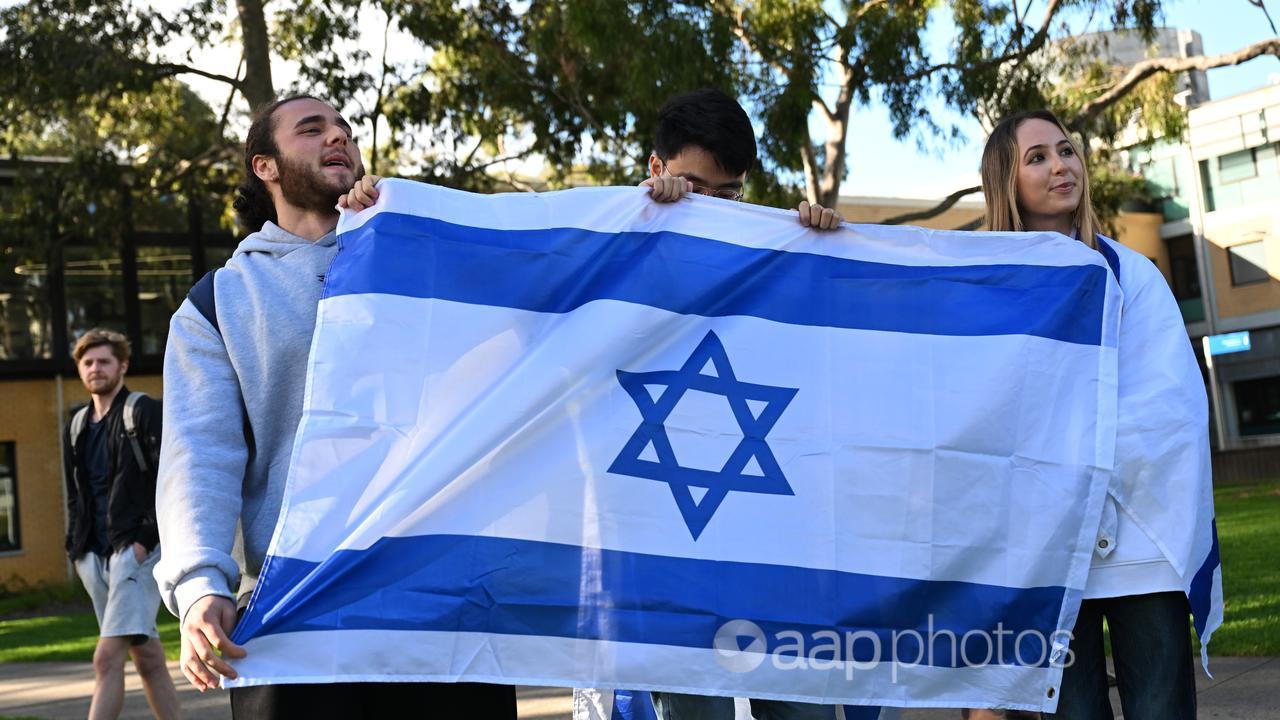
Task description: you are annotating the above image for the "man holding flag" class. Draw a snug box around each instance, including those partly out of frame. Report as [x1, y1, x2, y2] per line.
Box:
[155, 95, 517, 718]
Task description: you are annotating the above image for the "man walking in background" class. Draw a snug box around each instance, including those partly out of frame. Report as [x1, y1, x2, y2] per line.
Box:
[64, 328, 179, 720]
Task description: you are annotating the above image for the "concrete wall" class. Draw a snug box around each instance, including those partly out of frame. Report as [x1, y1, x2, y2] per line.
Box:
[1203, 212, 1280, 320]
[1111, 211, 1170, 282]
[836, 197, 986, 230]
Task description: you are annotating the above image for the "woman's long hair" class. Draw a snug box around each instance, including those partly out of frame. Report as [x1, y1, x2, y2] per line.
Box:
[980, 109, 1100, 249]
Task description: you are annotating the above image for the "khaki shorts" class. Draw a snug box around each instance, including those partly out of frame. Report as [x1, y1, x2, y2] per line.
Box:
[74, 545, 163, 643]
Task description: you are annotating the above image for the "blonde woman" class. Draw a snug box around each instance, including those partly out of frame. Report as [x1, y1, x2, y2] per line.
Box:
[969, 109, 1213, 720]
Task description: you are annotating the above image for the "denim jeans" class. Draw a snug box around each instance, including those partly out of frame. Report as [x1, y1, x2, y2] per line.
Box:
[651, 692, 837, 720]
[1045, 591, 1196, 720]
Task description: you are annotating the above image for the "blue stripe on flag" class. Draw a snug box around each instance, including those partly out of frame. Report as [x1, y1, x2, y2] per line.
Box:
[1096, 236, 1121, 283]
[329, 213, 1109, 346]
[1189, 518, 1220, 637]
[235, 534, 1065, 669]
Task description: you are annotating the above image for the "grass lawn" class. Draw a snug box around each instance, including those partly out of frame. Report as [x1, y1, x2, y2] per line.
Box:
[2, 481, 1277, 663]
[0, 608, 181, 663]
[0, 580, 181, 662]
[1194, 481, 1280, 655]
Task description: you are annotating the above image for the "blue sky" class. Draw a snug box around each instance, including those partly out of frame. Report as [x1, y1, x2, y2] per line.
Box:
[839, 0, 1280, 199]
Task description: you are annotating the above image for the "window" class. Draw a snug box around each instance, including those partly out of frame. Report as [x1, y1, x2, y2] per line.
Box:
[1219, 148, 1258, 183]
[1235, 376, 1280, 437]
[0, 249, 54, 360]
[63, 246, 127, 346]
[1199, 159, 1216, 212]
[0, 442, 18, 552]
[0, 169, 240, 376]
[204, 245, 235, 273]
[1228, 240, 1270, 286]
[135, 246, 193, 356]
[1166, 235, 1204, 324]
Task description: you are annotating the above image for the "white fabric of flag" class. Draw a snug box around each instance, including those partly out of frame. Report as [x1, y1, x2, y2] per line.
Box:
[226, 180, 1127, 712]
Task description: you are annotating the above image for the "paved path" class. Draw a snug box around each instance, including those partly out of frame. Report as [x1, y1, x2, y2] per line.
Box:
[0, 663, 573, 720]
[1, 657, 1275, 719]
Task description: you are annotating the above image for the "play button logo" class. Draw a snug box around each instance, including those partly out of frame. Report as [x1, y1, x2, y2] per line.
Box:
[713, 619, 767, 673]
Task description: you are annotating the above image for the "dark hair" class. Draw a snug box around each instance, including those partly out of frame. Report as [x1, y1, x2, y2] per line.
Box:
[232, 95, 322, 232]
[654, 89, 757, 177]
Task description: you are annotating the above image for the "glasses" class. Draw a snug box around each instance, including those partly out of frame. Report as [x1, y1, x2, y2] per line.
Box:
[659, 160, 744, 201]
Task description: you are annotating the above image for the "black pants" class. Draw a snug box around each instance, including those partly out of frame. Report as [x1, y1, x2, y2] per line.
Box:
[1045, 592, 1197, 720]
[230, 681, 517, 719]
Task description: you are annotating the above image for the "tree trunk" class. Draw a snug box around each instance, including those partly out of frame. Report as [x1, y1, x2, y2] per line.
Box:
[800, 142, 822, 205]
[236, 0, 275, 109]
[811, 64, 854, 208]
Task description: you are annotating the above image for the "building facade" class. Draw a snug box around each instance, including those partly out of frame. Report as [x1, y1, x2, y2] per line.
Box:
[1126, 82, 1280, 449]
[0, 159, 234, 586]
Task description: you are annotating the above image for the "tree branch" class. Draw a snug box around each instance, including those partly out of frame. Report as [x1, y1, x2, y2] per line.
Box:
[459, 134, 486, 169]
[216, 56, 246, 135]
[1246, 0, 1278, 36]
[890, 37, 1280, 229]
[147, 62, 245, 89]
[465, 146, 536, 172]
[880, 185, 982, 225]
[152, 141, 239, 190]
[709, 0, 795, 78]
[813, 97, 835, 124]
[1070, 37, 1280, 131]
[848, 0, 891, 27]
[150, 58, 244, 191]
[899, 0, 1063, 82]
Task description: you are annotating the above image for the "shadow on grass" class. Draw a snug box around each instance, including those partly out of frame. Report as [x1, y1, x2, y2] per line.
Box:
[0, 609, 181, 663]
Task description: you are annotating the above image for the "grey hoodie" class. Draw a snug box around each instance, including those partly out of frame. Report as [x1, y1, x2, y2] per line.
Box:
[155, 221, 337, 622]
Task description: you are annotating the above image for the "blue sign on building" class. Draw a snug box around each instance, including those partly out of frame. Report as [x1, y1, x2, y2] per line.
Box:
[1207, 331, 1251, 356]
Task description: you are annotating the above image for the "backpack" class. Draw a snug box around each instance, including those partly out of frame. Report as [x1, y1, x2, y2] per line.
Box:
[69, 392, 153, 473]
[189, 269, 219, 332]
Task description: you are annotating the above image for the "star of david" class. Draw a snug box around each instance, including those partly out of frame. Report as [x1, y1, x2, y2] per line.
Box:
[608, 330, 799, 539]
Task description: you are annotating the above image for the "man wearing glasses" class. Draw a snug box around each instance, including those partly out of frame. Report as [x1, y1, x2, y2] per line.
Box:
[641, 88, 843, 231]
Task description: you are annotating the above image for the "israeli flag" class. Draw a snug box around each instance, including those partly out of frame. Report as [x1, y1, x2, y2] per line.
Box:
[227, 180, 1124, 712]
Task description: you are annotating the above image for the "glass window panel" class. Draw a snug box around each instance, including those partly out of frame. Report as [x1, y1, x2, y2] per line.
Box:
[132, 193, 188, 234]
[1199, 160, 1217, 213]
[1228, 241, 1269, 286]
[1258, 142, 1279, 172]
[1235, 376, 1280, 437]
[204, 246, 234, 273]
[0, 442, 18, 552]
[1218, 148, 1257, 184]
[64, 245, 127, 348]
[137, 247, 193, 356]
[0, 248, 54, 361]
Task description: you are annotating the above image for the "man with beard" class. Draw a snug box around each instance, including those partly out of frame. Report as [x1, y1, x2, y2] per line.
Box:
[64, 328, 180, 720]
[155, 96, 517, 718]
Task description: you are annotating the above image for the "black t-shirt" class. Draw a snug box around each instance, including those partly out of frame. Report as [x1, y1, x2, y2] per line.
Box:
[80, 415, 112, 556]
